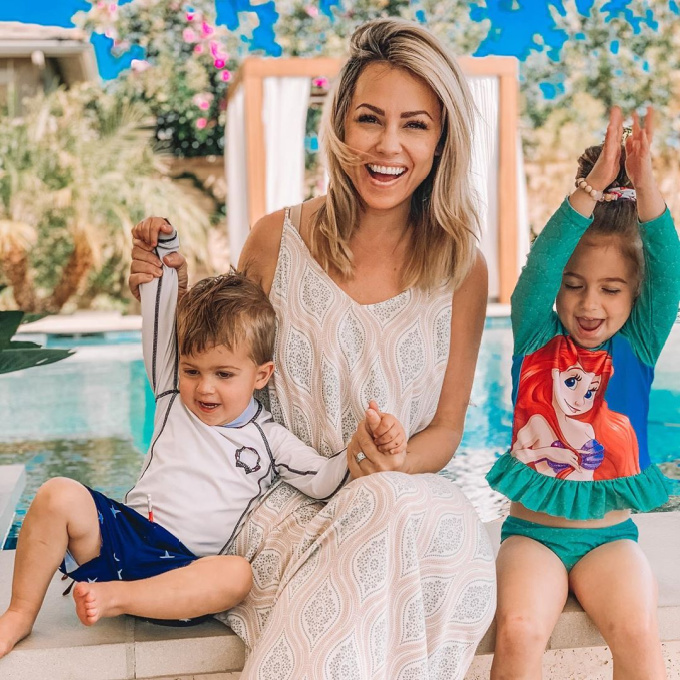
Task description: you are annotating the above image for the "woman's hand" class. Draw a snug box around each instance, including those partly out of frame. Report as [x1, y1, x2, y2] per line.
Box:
[347, 416, 407, 478]
[129, 217, 188, 300]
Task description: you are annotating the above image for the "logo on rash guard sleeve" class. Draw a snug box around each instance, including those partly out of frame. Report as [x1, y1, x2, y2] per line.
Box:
[235, 446, 261, 474]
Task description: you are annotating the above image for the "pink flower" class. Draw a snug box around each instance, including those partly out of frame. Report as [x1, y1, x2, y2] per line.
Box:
[97, 1, 106, 8]
[194, 44, 204, 54]
[305, 5, 319, 17]
[109, 3, 117, 13]
[221, 70, 231, 82]
[210, 40, 220, 57]
[312, 76, 329, 89]
[182, 28, 197, 43]
[201, 21, 214, 37]
[192, 93, 214, 110]
[186, 11, 194, 21]
[214, 58, 225, 69]
[196, 118, 207, 130]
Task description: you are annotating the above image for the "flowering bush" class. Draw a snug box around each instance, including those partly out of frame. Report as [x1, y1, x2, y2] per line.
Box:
[76, 1, 239, 157]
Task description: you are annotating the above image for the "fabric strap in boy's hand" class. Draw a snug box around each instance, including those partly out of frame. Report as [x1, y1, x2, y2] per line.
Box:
[155, 225, 180, 259]
[140, 227, 181, 397]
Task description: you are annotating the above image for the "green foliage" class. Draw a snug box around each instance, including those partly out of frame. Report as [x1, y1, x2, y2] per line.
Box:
[520, 1, 680, 155]
[0, 310, 72, 375]
[0, 84, 213, 312]
[76, 0, 239, 157]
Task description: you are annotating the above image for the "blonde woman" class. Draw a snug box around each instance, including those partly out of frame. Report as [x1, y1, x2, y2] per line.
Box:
[130, 18, 495, 678]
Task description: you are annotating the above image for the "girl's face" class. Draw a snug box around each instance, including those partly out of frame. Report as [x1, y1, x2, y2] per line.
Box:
[343, 62, 442, 216]
[556, 235, 636, 348]
[552, 365, 601, 417]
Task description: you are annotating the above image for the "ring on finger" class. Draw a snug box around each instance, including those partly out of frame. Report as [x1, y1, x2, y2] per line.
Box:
[355, 452, 367, 464]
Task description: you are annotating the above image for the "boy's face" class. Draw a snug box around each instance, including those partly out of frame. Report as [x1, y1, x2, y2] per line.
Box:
[556, 235, 636, 349]
[178, 343, 274, 426]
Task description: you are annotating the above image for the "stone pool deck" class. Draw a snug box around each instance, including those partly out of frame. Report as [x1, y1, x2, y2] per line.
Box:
[1, 511, 680, 679]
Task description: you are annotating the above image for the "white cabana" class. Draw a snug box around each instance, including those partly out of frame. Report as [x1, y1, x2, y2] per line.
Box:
[225, 56, 527, 302]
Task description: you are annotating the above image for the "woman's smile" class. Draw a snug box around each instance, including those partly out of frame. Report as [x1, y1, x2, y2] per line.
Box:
[344, 62, 441, 216]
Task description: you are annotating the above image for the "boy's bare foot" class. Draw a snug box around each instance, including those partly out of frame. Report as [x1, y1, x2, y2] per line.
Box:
[73, 582, 123, 626]
[0, 609, 35, 658]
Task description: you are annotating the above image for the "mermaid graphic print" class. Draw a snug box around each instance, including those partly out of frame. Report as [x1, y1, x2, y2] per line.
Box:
[511, 335, 640, 481]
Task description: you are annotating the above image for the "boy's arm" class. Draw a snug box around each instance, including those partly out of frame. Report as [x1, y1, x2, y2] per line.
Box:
[511, 198, 593, 355]
[140, 229, 181, 397]
[267, 425, 350, 500]
[623, 209, 680, 365]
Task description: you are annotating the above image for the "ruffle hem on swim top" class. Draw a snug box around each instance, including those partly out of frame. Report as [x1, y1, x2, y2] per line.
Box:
[486, 453, 671, 520]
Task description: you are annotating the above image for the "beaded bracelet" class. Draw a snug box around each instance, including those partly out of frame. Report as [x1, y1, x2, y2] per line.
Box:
[574, 178, 619, 202]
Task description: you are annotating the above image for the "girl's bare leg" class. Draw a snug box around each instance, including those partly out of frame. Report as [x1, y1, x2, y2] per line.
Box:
[491, 535, 569, 680]
[0, 478, 100, 657]
[72, 555, 252, 624]
[570, 540, 666, 680]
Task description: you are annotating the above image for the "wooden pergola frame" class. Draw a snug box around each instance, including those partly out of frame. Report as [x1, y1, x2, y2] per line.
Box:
[227, 55, 519, 302]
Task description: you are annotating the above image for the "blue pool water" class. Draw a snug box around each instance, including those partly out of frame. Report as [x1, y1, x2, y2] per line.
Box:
[1, 319, 679, 547]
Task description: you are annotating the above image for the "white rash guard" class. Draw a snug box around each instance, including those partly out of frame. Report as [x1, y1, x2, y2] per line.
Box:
[125, 229, 349, 557]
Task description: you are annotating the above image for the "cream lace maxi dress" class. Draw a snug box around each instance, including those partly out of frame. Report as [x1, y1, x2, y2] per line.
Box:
[217, 205, 496, 679]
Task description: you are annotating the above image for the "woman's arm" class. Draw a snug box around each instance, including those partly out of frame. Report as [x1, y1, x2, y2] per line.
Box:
[237, 209, 285, 295]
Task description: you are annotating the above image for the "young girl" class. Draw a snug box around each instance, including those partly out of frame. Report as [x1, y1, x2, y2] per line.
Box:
[487, 106, 680, 678]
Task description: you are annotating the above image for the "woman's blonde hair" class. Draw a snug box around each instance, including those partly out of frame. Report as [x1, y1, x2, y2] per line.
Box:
[310, 18, 480, 291]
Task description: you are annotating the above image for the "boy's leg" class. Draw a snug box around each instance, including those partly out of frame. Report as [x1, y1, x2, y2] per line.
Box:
[490, 536, 569, 680]
[570, 540, 666, 679]
[73, 555, 252, 625]
[0, 478, 100, 657]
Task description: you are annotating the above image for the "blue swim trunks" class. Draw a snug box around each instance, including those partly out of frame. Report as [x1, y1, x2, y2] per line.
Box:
[59, 487, 198, 583]
[59, 488, 209, 625]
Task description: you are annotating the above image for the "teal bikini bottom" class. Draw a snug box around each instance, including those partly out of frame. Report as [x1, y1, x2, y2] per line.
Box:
[500, 516, 639, 572]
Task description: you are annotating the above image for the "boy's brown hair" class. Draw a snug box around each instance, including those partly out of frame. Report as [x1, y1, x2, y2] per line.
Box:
[577, 144, 645, 293]
[176, 273, 276, 365]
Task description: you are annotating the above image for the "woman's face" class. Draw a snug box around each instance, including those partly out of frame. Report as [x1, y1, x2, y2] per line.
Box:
[343, 62, 442, 215]
[551, 365, 601, 417]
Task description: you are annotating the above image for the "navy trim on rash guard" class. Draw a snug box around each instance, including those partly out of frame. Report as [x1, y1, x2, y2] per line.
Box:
[124, 392, 179, 503]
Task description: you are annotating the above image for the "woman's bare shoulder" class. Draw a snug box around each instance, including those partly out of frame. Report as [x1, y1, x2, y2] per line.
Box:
[298, 195, 327, 244]
[238, 208, 286, 295]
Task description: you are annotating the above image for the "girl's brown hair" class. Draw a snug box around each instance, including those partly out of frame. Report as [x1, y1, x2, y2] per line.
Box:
[577, 145, 645, 291]
[310, 18, 480, 291]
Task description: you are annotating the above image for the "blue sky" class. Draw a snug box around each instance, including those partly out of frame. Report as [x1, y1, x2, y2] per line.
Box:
[0, 1, 669, 81]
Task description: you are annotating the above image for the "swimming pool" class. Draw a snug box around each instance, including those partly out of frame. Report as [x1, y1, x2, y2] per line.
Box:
[2, 319, 679, 547]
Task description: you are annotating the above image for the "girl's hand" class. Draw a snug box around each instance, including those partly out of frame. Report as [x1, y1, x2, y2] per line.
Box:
[586, 106, 624, 191]
[347, 417, 407, 478]
[625, 107, 656, 191]
[128, 217, 188, 300]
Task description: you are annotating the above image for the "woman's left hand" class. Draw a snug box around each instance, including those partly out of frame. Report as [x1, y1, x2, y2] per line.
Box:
[347, 418, 408, 478]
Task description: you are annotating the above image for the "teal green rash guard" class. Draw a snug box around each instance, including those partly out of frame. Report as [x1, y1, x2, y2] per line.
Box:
[486, 198, 680, 520]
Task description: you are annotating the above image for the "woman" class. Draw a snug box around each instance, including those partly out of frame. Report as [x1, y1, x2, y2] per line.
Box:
[130, 18, 495, 679]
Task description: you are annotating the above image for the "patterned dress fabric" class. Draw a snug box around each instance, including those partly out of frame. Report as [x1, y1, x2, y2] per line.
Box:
[217, 208, 496, 678]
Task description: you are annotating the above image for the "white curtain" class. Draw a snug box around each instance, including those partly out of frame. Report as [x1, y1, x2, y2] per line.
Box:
[226, 87, 248, 268]
[466, 75, 529, 300]
[467, 76, 500, 299]
[263, 76, 311, 215]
